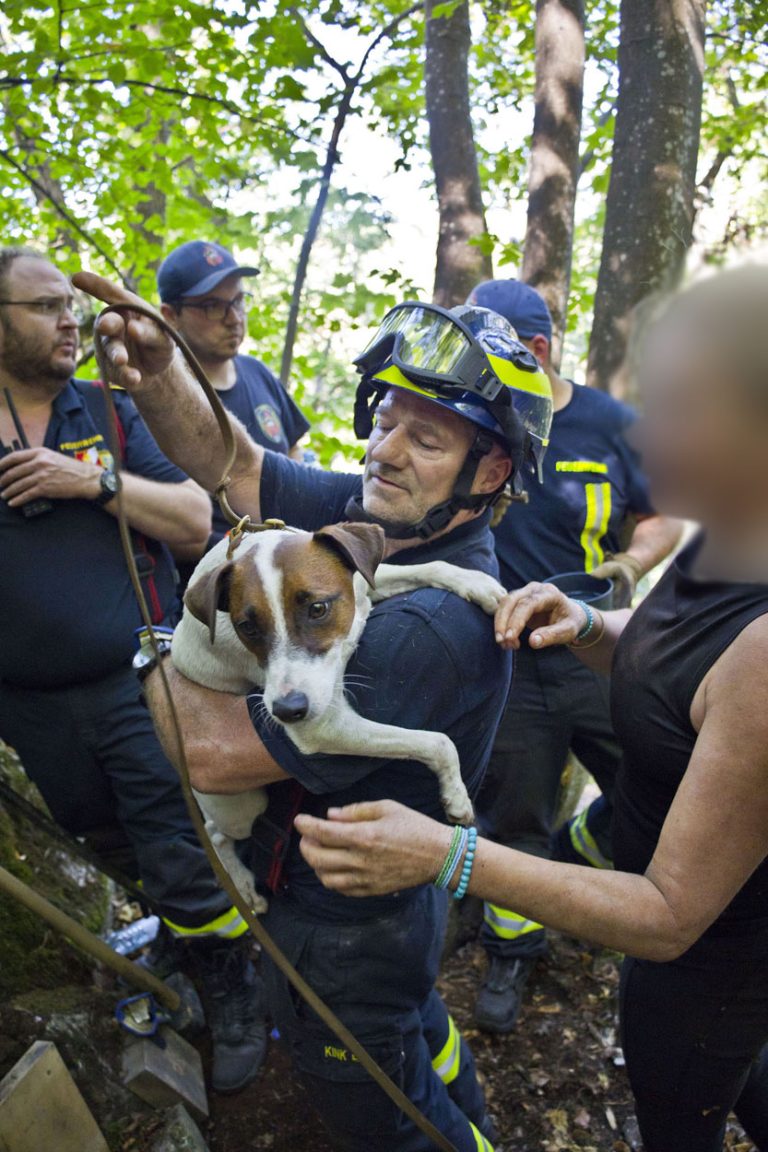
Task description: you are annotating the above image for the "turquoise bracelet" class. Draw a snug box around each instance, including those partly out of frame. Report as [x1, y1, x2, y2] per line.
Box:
[453, 826, 478, 901]
[434, 825, 464, 890]
[572, 598, 594, 642]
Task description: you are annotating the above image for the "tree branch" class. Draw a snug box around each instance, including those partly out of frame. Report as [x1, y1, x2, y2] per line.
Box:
[353, 3, 420, 82]
[278, 2, 420, 385]
[294, 15, 351, 82]
[0, 74, 310, 144]
[0, 147, 127, 282]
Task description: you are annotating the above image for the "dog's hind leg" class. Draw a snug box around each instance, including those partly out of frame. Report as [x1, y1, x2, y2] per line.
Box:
[205, 822, 268, 915]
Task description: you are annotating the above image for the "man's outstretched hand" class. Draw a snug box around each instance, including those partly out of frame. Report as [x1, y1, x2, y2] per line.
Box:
[72, 271, 175, 391]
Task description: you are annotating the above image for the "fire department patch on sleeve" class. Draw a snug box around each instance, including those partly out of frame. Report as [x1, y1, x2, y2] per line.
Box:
[254, 403, 285, 444]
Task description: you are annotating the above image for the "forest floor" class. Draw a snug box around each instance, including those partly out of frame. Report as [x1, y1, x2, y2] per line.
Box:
[204, 930, 757, 1152]
[0, 742, 758, 1152]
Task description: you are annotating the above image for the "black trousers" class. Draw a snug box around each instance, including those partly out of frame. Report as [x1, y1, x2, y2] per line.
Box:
[477, 646, 621, 959]
[620, 926, 768, 1152]
[262, 886, 494, 1152]
[0, 666, 234, 933]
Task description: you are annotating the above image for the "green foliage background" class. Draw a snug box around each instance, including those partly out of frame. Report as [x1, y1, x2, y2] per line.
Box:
[0, 0, 765, 462]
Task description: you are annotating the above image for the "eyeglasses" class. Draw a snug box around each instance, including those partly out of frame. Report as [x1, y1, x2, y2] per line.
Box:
[0, 297, 86, 325]
[177, 292, 251, 322]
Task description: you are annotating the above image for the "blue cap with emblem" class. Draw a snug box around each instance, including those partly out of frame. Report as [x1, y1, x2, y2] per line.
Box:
[467, 279, 553, 343]
[157, 241, 260, 303]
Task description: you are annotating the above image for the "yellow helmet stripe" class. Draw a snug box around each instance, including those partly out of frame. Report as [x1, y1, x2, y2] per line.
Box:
[371, 357, 551, 405]
[487, 353, 552, 399]
[369, 363, 436, 396]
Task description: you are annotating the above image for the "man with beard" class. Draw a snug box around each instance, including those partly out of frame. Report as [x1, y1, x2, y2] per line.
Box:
[0, 248, 268, 1095]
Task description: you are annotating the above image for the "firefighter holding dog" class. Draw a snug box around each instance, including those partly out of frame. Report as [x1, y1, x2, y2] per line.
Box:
[78, 267, 553, 1152]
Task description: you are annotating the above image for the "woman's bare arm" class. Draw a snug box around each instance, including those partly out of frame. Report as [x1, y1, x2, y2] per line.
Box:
[298, 615, 768, 961]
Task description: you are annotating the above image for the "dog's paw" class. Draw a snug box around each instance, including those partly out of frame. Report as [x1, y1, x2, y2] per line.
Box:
[442, 786, 474, 827]
[454, 572, 505, 615]
[231, 869, 268, 916]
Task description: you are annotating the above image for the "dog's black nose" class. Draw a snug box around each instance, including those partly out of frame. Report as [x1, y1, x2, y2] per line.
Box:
[271, 691, 310, 723]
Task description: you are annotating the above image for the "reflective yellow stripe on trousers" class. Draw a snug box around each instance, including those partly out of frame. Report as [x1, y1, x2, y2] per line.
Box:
[569, 808, 613, 870]
[432, 1014, 461, 1085]
[163, 905, 249, 940]
[484, 903, 542, 940]
[469, 1120, 495, 1151]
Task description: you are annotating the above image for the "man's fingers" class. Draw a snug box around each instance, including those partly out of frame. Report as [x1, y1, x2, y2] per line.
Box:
[529, 619, 580, 649]
[325, 801, 392, 824]
[72, 270, 143, 310]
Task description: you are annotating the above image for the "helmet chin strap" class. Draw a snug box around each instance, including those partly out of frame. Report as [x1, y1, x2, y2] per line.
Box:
[345, 429, 503, 541]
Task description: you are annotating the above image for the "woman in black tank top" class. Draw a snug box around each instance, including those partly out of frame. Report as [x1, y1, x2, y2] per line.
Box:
[295, 266, 768, 1152]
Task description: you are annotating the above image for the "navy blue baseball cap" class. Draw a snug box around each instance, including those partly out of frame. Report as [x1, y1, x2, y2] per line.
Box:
[157, 241, 260, 303]
[467, 279, 553, 343]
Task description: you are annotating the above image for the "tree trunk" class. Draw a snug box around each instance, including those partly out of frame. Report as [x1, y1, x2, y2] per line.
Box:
[586, 0, 707, 398]
[425, 0, 492, 308]
[521, 0, 585, 369]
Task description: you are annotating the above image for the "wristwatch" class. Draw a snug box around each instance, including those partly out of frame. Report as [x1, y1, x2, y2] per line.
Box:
[94, 468, 120, 507]
[133, 627, 175, 684]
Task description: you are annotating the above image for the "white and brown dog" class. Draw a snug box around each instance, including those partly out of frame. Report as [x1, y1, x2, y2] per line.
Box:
[171, 522, 504, 911]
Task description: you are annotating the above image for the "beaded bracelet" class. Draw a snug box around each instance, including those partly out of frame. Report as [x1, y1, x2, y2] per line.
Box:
[453, 826, 478, 901]
[569, 600, 606, 650]
[434, 825, 466, 890]
[571, 598, 594, 642]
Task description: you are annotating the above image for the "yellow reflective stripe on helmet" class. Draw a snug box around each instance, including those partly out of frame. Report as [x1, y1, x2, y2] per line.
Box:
[431, 1015, 461, 1085]
[484, 903, 543, 940]
[486, 352, 551, 399]
[469, 1120, 495, 1151]
[163, 906, 249, 940]
[580, 481, 612, 572]
[556, 460, 609, 474]
[569, 809, 613, 870]
[369, 362, 434, 395]
[372, 356, 552, 405]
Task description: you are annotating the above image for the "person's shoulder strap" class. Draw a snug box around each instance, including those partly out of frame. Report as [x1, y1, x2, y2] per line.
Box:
[76, 380, 165, 624]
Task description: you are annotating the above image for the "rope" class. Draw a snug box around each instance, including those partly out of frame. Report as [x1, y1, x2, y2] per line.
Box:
[93, 302, 460, 1152]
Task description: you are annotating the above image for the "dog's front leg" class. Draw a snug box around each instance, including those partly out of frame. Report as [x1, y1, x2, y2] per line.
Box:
[372, 561, 505, 615]
[291, 705, 474, 825]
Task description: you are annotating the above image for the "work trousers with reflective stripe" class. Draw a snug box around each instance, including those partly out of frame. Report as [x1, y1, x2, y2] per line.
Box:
[262, 886, 494, 1152]
[0, 666, 242, 937]
[476, 645, 620, 960]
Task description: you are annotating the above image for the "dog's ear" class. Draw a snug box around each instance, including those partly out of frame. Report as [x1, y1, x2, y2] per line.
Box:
[184, 562, 235, 644]
[313, 522, 386, 588]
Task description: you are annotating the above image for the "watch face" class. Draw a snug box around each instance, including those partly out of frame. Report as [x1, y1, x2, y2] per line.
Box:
[102, 470, 119, 495]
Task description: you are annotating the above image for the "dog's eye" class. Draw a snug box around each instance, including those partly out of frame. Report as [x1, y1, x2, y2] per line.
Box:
[307, 601, 330, 621]
[235, 618, 261, 637]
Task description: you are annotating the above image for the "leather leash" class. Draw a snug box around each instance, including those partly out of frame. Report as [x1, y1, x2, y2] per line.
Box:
[93, 302, 460, 1152]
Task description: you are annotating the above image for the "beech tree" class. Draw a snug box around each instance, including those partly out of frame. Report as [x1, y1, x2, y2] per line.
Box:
[586, 0, 707, 396]
[424, 0, 492, 307]
[521, 0, 585, 368]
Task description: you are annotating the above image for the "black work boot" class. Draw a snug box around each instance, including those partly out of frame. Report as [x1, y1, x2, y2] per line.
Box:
[191, 937, 267, 1094]
[474, 956, 536, 1034]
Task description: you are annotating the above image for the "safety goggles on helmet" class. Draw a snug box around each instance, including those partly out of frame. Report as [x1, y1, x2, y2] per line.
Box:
[354, 301, 540, 405]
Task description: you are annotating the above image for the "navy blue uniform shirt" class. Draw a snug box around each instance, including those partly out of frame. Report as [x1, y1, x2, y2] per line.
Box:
[210, 355, 309, 536]
[0, 380, 186, 689]
[494, 384, 654, 589]
[251, 453, 513, 920]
